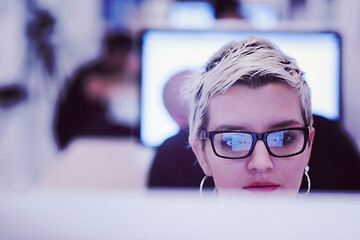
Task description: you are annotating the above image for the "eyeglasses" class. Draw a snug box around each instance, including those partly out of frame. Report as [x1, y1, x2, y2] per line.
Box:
[200, 127, 310, 159]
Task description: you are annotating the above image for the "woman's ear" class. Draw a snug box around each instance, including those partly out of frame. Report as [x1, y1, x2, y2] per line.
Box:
[308, 126, 315, 149]
[191, 137, 213, 176]
[306, 126, 316, 165]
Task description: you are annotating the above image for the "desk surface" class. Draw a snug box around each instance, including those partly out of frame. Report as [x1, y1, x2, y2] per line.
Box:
[36, 138, 155, 191]
[1, 190, 360, 240]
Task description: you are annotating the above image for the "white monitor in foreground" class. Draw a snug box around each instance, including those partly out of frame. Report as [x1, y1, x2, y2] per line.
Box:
[1, 192, 359, 240]
[140, 30, 341, 147]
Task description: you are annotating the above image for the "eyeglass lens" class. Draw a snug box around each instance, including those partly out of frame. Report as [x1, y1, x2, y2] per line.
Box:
[213, 129, 305, 158]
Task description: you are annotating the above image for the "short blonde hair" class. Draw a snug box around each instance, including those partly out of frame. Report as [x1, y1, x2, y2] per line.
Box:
[183, 36, 313, 145]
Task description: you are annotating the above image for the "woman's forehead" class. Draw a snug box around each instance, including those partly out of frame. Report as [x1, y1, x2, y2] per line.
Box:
[207, 83, 304, 131]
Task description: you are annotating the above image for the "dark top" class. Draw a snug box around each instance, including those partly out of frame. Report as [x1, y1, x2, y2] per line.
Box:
[148, 128, 206, 188]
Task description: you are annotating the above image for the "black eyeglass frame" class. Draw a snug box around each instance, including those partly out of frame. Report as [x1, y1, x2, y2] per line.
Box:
[199, 127, 310, 159]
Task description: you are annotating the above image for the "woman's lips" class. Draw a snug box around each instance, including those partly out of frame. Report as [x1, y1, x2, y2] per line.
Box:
[243, 181, 280, 192]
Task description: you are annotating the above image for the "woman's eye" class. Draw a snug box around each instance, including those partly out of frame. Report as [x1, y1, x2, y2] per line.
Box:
[268, 131, 296, 147]
[283, 132, 296, 145]
[221, 138, 233, 149]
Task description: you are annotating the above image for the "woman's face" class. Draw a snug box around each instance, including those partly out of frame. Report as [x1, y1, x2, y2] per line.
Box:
[192, 83, 315, 196]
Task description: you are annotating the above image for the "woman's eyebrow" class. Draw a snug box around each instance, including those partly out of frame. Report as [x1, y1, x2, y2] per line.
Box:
[268, 120, 302, 129]
[214, 125, 247, 131]
[214, 120, 302, 131]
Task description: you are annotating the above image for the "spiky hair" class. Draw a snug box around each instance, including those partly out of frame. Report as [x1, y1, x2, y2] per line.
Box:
[182, 36, 312, 145]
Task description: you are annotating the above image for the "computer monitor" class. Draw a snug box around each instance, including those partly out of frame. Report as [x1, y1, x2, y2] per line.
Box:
[140, 29, 341, 147]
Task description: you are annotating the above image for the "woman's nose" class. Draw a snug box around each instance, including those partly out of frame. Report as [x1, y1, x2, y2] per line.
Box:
[247, 140, 274, 172]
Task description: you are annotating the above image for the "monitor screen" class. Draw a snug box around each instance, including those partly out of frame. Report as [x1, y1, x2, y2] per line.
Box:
[140, 29, 341, 147]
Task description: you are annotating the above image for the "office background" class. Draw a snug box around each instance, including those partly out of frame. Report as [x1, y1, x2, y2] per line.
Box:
[0, 0, 359, 191]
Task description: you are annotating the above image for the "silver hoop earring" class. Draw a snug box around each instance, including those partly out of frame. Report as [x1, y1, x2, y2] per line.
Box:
[199, 176, 217, 197]
[199, 175, 208, 197]
[304, 165, 311, 195]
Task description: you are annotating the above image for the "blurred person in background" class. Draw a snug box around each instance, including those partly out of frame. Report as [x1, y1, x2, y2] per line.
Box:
[53, 30, 140, 150]
[148, 70, 205, 188]
[213, 0, 244, 20]
[26, 8, 56, 80]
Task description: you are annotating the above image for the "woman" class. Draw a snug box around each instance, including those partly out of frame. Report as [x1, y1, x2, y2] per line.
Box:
[183, 37, 315, 197]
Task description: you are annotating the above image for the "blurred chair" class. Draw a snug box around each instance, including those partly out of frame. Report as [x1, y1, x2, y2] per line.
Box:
[303, 115, 360, 191]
